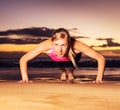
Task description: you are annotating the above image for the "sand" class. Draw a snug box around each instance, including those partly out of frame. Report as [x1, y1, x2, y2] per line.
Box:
[0, 82, 120, 110]
[0, 68, 120, 110]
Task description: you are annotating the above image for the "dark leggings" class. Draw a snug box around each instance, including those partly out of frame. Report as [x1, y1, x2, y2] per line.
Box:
[55, 53, 82, 72]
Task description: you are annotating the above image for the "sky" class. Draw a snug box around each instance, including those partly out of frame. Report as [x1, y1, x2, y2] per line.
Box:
[0, 0, 120, 52]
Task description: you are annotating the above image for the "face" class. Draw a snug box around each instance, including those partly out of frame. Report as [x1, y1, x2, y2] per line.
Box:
[52, 38, 68, 57]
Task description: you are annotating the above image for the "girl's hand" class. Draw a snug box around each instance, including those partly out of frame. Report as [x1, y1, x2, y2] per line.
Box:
[18, 80, 33, 84]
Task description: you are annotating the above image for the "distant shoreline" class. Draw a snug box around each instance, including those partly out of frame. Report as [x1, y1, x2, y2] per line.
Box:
[0, 57, 120, 68]
[0, 51, 120, 68]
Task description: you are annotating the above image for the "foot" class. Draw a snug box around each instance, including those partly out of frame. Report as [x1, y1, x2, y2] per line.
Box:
[67, 72, 74, 83]
[60, 72, 67, 81]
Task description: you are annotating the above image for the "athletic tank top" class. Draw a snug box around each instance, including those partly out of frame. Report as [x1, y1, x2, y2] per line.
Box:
[50, 48, 70, 62]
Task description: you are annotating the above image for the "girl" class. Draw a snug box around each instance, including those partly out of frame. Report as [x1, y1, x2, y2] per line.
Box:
[19, 28, 105, 83]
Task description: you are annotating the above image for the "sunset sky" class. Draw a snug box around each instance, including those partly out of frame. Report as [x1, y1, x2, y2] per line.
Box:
[0, 0, 120, 52]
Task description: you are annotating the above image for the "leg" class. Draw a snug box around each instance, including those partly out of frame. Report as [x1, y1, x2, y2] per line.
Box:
[58, 62, 67, 81]
[59, 53, 82, 82]
[60, 67, 67, 81]
[67, 67, 75, 83]
[75, 52, 82, 64]
[67, 53, 82, 82]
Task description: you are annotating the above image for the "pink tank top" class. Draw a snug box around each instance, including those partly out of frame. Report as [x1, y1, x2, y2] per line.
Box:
[50, 48, 70, 62]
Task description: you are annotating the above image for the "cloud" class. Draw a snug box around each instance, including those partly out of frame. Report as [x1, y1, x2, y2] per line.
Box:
[0, 27, 54, 37]
[0, 27, 90, 44]
[69, 28, 90, 39]
[0, 37, 43, 44]
[96, 38, 120, 47]
[0, 27, 54, 44]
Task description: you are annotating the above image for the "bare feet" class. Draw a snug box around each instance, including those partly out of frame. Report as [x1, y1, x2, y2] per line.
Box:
[67, 72, 74, 83]
[60, 68, 75, 83]
[60, 72, 67, 82]
[18, 80, 33, 84]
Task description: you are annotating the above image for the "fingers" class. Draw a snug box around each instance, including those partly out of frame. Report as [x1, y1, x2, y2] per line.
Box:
[18, 80, 33, 84]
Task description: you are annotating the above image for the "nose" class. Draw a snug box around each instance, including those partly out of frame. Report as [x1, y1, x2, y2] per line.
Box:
[58, 46, 62, 52]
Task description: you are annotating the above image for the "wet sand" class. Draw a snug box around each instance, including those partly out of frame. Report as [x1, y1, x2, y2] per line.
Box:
[0, 68, 120, 110]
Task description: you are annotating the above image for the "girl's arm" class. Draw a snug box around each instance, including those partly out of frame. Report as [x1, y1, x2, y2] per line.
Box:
[19, 39, 52, 83]
[74, 40, 106, 83]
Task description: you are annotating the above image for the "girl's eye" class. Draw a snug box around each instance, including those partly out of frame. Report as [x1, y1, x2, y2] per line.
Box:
[55, 44, 58, 46]
[62, 44, 67, 47]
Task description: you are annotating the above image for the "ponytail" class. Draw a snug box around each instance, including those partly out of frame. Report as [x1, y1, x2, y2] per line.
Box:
[68, 47, 77, 68]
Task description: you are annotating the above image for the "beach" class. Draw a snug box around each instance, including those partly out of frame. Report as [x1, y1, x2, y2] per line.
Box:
[0, 0, 120, 109]
[0, 68, 120, 110]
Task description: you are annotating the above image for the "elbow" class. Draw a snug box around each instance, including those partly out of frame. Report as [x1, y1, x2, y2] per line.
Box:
[99, 55, 106, 66]
[19, 57, 24, 65]
[102, 55, 106, 63]
[19, 56, 28, 65]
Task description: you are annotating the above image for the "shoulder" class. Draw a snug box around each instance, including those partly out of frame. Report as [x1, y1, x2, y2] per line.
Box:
[39, 38, 52, 45]
[30, 38, 52, 54]
[39, 38, 53, 53]
[72, 39, 92, 53]
[37, 38, 52, 48]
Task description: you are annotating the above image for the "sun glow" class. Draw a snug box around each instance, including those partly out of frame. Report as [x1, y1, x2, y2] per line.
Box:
[0, 44, 37, 52]
[0, 44, 120, 52]
[93, 46, 120, 51]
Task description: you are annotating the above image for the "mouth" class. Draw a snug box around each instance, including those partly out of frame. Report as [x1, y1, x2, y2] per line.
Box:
[56, 53, 64, 57]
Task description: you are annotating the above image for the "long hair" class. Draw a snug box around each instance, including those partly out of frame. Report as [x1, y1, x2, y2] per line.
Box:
[51, 28, 77, 68]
